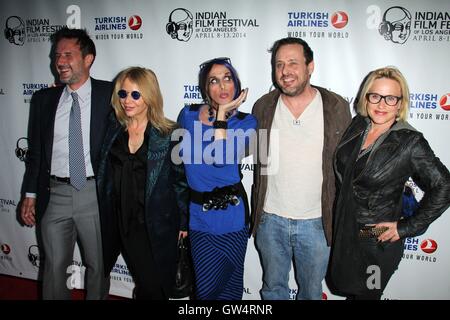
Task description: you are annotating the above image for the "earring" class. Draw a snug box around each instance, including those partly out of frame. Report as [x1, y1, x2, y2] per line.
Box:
[207, 105, 232, 122]
[208, 106, 215, 122]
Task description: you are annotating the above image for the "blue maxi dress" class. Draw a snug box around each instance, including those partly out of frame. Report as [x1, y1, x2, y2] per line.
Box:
[177, 104, 257, 300]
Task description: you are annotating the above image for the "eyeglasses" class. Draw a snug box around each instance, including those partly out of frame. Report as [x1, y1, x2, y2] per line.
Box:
[366, 93, 402, 106]
[199, 57, 232, 70]
[117, 90, 141, 100]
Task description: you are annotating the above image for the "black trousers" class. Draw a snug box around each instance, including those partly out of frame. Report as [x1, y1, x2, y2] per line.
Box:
[348, 238, 404, 300]
[119, 219, 166, 300]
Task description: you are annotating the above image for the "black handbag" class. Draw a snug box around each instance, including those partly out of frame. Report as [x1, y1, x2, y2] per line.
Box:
[171, 236, 194, 299]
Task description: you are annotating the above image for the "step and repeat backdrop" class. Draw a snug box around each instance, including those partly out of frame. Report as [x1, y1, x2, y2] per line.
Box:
[1, 0, 449, 299]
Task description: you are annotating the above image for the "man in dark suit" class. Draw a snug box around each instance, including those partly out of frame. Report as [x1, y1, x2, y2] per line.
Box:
[20, 27, 112, 299]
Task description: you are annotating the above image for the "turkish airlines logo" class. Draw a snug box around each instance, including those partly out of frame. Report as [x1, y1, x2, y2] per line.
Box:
[439, 93, 450, 111]
[128, 15, 142, 30]
[331, 11, 348, 29]
[1, 244, 11, 254]
[420, 239, 438, 254]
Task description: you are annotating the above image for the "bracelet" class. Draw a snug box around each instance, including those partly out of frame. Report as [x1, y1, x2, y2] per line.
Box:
[213, 120, 228, 129]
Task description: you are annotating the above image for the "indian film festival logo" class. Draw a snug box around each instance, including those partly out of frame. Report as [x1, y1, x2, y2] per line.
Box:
[4, 15, 65, 45]
[28, 244, 41, 268]
[286, 10, 350, 39]
[166, 8, 193, 41]
[378, 6, 412, 44]
[0, 198, 17, 214]
[4, 16, 25, 46]
[377, 6, 450, 44]
[15, 137, 28, 162]
[166, 7, 259, 41]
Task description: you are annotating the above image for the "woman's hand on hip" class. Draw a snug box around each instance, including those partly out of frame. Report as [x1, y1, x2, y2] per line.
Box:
[376, 221, 400, 242]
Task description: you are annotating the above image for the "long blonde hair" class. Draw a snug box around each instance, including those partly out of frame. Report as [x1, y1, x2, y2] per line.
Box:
[111, 66, 175, 135]
[356, 66, 410, 122]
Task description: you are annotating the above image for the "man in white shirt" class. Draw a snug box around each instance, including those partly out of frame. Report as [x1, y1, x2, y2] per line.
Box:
[251, 37, 351, 300]
[20, 27, 112, 299]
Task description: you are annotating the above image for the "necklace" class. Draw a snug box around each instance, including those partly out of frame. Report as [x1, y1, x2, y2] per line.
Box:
[208, 105, 232, 122]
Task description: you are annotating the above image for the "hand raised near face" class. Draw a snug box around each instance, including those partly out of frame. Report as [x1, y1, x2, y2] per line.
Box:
[216, 88, 248, 120]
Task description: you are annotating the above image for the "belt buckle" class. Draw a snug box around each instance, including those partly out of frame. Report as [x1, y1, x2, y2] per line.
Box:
[359, 225, 388, 239]
[202, 201, 213, 212]
[372, 226, 388, 237]
[229, 195, 240, 206]
[358, 226, 372, 239]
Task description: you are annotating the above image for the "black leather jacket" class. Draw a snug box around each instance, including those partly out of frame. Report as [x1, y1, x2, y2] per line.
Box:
[334, 115, 450, 239]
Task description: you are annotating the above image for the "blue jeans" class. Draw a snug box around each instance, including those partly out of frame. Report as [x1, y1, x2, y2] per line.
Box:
[255, 212, 330, 300]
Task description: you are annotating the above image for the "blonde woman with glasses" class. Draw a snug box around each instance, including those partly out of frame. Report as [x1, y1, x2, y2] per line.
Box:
[96, 67, 189, 299]
[330, 66, 450, 300]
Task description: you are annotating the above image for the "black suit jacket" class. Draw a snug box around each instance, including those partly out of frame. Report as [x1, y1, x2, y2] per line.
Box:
[22, 78, 113, 220]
